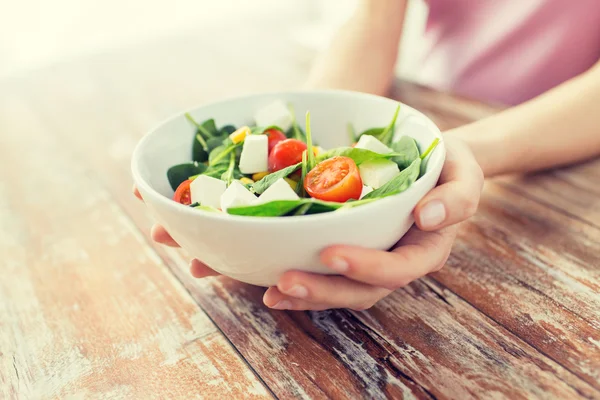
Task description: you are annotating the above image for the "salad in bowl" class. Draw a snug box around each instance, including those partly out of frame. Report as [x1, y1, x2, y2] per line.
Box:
[131, 91, 445, 286]
[166, 100, 440, 217]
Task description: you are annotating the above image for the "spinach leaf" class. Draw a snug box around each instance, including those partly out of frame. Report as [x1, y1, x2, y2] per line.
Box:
[227, 199, 340, 217]
[290, 202, 313, 216]
[220, 125, 237, 135]
[390, 136, 420, 170]
[206, 135, 225, 150]
[251, 162, 302, 195]
[228, 200, 306, 217]
[192, 133, 209, 162]
[357, 104, 401, 146]
[362, 158, 421, 200]
[227, 197, 378, 217]
[251, 125, 285, 135]
[192, 145, 230, 179]
[167, 162, 207, 191]
[186, 114, 220, 162]
[317, 147, 400, 165]
[188, 116, 218, 138]
[202, 165, 228, 179]
[358, 127, 384, 139]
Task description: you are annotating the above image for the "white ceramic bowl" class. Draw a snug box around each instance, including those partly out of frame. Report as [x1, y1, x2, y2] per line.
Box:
[132, 90, 445, 286]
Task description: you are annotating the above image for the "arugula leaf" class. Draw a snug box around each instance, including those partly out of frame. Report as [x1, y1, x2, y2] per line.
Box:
[209, 143, 240, 166]
[379, 104, 401, 145]
[222, 152, 237, 185]
[362, 158, 421, 200]
[420, 138, 440, 161]
[390, 136, 420, 170]
[185, 114, 218, 138]
[287, 103, 306, 141]
[186, 114, 220, 162]
[251, 162, 302, 195]
[296, 150, 308, 197]
[347, 122, 357, 144]
[317, 147, 400, 165]
[167, 162, 207, 191]
[305, 111, 316, 170]
[357, 104, 401, 146]
[419, 137, 441, 178]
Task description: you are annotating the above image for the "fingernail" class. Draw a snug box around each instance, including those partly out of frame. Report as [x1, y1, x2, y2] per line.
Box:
[271, 300, 292, 310]
[282, 285, 308, 299]
[420, 200, 446, 228]
[327, 256, 349, 273]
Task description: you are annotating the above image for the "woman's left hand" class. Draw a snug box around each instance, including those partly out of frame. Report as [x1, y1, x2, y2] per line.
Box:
[261, 135, 484, 310]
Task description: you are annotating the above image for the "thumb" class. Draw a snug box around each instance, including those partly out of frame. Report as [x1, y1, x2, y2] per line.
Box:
[414, 137, 484, 231]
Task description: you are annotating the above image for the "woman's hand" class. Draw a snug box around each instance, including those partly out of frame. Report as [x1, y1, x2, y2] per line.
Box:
[134, 135, 483, 311]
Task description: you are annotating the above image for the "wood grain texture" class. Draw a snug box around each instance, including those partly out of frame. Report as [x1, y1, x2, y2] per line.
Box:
[496, 159, 600, 229]
[0, 87, 269, 399]
[2, 23, 600, 399]
[432, 183, 600, 388]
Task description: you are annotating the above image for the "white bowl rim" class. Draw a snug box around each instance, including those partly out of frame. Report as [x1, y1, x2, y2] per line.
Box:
[131, 89, 444, 225]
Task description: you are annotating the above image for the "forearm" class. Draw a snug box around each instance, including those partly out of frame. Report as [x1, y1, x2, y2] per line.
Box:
[304, 0, 407, 95]
[449, 63, 600, 177]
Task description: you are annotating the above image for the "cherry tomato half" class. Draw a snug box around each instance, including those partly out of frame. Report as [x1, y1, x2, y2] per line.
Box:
[173, 179, 193, 205]
[268, 139, 307, 172]
[264, 128, 287, 153]
[304, 156, 362, 202]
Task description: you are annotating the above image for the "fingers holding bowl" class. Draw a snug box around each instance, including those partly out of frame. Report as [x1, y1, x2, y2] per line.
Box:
[415, 136, 483, 231]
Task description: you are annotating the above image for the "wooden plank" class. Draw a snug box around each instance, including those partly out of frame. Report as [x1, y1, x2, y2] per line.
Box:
[496, 159, 600, 229]
[431, 183, 600, 388]
[11, 32, 600, 399]
[181, 275, 598, 399]
[394, 81, 600, 388]
[0, 93, 270, 399]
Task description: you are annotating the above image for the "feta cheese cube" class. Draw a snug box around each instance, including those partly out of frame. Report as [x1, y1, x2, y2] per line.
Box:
[239, 135, 268, 174]
[220, 181, 257, 211]
[355, 135, 393, 154]
[360, 185, 374, 199]
[359, 159, 400, 189]
[255, 178, 300, 204]
[190, 175, 226, 208]
[254, 100, 293, 132]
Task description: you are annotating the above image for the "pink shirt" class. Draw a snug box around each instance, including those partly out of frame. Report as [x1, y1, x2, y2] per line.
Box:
[419, 0, 600, 105]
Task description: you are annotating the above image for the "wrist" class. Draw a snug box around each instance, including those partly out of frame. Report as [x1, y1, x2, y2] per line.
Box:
[444, 125, 509, 178]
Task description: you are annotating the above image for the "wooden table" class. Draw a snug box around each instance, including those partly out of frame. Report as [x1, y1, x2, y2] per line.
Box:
[2, 26, 599, 400]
